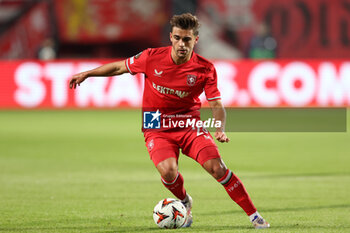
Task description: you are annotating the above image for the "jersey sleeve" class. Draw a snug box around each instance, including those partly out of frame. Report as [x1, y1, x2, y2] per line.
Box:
[204, 66, 221, 101]
[125, 49, 151, 75]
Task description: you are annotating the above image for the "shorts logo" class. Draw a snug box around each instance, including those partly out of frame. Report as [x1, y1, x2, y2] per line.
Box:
[143, 110, 161, 129]
[187, 74, 197, 86]
[148, 139, 154, 151]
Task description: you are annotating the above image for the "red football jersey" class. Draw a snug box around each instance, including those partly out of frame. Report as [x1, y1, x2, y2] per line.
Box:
[125, 46, 221, 129]
[126, 46, 220, 110]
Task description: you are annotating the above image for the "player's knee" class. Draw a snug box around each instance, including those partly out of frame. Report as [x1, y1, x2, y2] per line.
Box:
[214, 168, 227, 180]
[157, 158, 178, 181]
[211, 165, 227, 180]
[203, 158, 227, 180]
[162, 168, 178, 181]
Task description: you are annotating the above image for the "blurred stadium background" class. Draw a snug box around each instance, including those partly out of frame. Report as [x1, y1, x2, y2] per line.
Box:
[1, 0, 350, 109]
[0, 0, 349, 232]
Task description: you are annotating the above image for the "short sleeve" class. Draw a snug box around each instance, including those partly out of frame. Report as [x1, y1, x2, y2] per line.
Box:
[125, 49, 151, 75]
[204, 66, 221, 101]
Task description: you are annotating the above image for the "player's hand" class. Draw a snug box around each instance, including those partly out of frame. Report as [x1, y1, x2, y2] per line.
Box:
[214, 131, 230, 143]
[69, 72, 89, 89]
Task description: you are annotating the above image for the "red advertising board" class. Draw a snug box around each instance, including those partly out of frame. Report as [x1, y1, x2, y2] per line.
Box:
[0, 59, 349, 109]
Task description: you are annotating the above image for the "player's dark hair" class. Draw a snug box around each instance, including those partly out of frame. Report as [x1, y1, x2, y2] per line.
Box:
[170, 13, 200, 36]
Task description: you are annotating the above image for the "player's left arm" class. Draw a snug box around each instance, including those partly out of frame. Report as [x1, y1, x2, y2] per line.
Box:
[208, 100, 230, 143]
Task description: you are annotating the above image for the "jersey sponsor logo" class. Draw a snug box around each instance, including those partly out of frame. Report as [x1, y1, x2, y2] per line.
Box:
[154, 69, 163, 77]
[187, 74, 197, 86]
[143, 109, 161, 129]
[152, 82, 190, 98]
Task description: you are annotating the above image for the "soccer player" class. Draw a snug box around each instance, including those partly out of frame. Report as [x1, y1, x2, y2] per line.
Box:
[69, 13, 270, 229]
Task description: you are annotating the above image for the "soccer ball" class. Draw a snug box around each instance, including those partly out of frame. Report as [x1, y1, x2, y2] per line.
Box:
[153, 198, 187, 228]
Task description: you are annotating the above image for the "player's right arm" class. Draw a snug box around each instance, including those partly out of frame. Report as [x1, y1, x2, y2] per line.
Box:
[69, 60, 128, 89]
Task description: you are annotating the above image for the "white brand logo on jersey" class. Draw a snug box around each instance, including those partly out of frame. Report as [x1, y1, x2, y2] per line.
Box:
[154, 69, 163, 77]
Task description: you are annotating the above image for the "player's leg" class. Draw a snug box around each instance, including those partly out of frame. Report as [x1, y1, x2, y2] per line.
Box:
[200, 152, 270, 229]
[151, 143, 193, 227]
[156, 157, 193, 227]
[148, 130, 195, 228]
[182, 129, 269, 229]
[202, 156, 257, 215]
[156, 157, 187, 201]
[144, 132, 190, 204]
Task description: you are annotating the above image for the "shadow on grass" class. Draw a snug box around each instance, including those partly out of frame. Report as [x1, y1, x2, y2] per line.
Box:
[242, 172, 350, 179]
[2, 219, 349, 232]
[263, 203, 350, 213]
[97, 225, 251, 232]
[0, 226, 159, 233]
[198, 203, 350, 216]
[0, 226, 101, 232]
[2, 204, 349, 232]
[267, 224, 350, 230]
[0, 225, 247, 233]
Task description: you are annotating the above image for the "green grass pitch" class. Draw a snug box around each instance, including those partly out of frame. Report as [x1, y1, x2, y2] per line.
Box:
[0, 110, 349, 233]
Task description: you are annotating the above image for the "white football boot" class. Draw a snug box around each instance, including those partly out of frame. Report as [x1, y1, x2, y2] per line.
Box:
[181, 194, 193, 228]
[251, 214, 270, 229]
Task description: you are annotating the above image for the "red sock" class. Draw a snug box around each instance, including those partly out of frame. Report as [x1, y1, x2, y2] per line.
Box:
[217, 169, 257, 216]
[161, 172, 187, 200]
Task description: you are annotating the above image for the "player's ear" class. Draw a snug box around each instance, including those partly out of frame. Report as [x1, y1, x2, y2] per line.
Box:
[169, 32, 173, 42]
[194, 35, 199, 44]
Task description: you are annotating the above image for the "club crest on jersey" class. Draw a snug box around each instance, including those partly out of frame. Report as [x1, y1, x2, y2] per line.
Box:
[187, 74, 197, 86]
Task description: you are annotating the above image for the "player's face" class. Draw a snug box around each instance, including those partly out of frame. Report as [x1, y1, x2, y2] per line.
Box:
[170, 27, 198, 61]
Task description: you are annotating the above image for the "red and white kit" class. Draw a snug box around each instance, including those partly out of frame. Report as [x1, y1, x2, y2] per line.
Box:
[125, 46, 221, 166]
[125, 46, 265, 228]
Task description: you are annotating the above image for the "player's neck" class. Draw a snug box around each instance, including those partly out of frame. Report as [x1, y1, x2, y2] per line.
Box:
[171, 50, 192, 65]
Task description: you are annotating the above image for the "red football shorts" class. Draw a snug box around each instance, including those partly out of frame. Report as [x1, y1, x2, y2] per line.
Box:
[144, 128, 221, 166]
